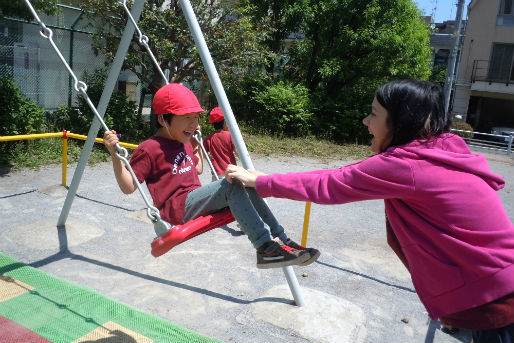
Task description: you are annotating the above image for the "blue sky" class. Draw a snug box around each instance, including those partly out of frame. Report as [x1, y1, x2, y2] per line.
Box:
[412, 0, 469, 23]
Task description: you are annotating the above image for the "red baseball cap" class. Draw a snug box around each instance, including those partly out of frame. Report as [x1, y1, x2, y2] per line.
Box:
[209, 107, 224, 123]
[153, 83, 204, 115]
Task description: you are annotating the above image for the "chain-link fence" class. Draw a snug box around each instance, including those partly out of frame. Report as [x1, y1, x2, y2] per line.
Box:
[0, 6, 107, 111]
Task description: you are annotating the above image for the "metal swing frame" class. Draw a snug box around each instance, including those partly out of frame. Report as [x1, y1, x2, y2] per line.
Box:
[24, 0, 306, 306]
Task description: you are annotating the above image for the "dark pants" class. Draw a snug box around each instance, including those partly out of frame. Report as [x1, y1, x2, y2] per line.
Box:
[473, 324, 514, 343]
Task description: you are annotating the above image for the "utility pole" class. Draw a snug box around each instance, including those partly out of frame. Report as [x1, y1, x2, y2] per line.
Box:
[443, 0, 466, 116]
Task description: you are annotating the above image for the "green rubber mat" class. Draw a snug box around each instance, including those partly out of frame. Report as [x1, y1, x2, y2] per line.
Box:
[0, 253, 221, 343]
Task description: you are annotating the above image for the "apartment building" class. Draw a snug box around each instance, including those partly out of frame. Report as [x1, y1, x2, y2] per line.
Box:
[452, 0, 514, 133]
[430, 19, 466, 66]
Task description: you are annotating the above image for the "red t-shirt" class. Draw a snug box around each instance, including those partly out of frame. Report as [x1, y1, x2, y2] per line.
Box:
[130, 136, 201, 225]
[203, 130, 236, 175]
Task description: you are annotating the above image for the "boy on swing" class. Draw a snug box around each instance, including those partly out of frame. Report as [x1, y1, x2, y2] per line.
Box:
[103, 83, 320, 269]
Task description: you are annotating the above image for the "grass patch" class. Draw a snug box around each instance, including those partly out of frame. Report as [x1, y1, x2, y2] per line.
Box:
[244, 132, 371, 162]
[0, 138, 110, 171]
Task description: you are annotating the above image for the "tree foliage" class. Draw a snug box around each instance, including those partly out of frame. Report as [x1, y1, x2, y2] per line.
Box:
[429, 63, 447, 87]
[79, 0, 275, 93]
[48, 69, 145, 140]
[0, 0, 57, 20]
[243, 0, 432, 142]
[251, 80, 312, 136]
[29, 0, 433, 144]
[0, 76, 45, 137]
[237, 0, 306, 71]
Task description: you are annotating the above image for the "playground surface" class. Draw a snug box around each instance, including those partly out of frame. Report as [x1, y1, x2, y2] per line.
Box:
[0, 149, 513, 343]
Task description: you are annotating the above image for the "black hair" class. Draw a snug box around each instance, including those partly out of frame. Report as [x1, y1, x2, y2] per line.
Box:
[213, 119, 225, 130]
[155, 113, 174, 128]
[375, 79, 450, 148]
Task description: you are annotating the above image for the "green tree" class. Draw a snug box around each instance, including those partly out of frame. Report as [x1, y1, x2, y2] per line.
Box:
[0, 76, 45, 136]
[238, 0, 306, 72]
[286, 0, 432, 87]
[248, 0, 432, 142]
[79, 0, 274, 93]
[251, 80, 312, 136]
[49, 69, 143, 139]
[429, 62, 447, 87]
[0, 0, 57, 20]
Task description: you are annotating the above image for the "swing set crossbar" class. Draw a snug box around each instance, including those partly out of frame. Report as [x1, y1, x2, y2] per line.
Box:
[151, 208, 235, 257]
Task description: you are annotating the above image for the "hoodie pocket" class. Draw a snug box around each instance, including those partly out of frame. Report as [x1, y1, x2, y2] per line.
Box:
[403, 244, 464, 297]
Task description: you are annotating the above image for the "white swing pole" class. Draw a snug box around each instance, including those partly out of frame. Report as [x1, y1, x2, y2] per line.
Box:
[57, 0, 146, 227]
[178, 0, 306, 307]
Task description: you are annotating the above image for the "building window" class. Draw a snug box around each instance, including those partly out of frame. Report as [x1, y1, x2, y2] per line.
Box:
[434, 49, 450, 64]
[488, 43, 514, 82]
[498, 0, 514, 25]
[503, 0, 513, 14]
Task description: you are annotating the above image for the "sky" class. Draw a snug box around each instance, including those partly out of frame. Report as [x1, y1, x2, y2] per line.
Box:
[412, 0, 469, 23]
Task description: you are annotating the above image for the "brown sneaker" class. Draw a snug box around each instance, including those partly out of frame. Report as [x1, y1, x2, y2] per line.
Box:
[256, 241, 310, 269]
[281, 238, 320, 266]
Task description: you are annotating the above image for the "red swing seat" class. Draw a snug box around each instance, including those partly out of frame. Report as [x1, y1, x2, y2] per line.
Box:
[151, 208, 235, 257]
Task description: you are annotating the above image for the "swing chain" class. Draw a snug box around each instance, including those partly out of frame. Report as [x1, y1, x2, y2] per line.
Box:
[114, 146, 171, 236]
[39, 26, 52, 40]
[121, 0, 168, 84]
[193, 131, 219, 181]
[24, 0, 173, 236]
[114, 147, 172, 236]
[24, 0, 90, 96]
[115, 149, 158, 215]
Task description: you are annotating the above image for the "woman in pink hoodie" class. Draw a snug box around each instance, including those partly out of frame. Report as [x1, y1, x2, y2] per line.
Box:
[226, 79, 514, 342]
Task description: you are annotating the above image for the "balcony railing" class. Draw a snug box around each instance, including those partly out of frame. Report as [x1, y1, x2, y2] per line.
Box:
[471, 59, 514, 85]
[451, 128, 513, 155]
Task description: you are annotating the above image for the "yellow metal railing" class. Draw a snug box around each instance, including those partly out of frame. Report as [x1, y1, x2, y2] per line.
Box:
[0, 131, 138, 186]
[301, 202, 311, 247]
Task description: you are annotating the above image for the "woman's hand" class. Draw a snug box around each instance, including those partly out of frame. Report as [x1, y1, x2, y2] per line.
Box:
[225, 164, 267, 188]
[103, 130, 119, 156]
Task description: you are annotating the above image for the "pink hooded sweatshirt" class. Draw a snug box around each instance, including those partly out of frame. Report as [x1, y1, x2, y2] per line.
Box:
[256, 133, 514, 319]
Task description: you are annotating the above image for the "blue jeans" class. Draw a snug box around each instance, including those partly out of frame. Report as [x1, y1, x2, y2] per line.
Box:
[472, 324, 514, 343]
[183, 179, 288, 249]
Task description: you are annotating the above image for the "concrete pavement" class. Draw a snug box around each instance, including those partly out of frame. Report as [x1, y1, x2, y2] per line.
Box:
[0, 148, 512, 343]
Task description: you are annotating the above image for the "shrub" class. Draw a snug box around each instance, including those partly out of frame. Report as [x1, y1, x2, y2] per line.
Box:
[429, 63, 447, 88]
[48, 105, 93, 134]
[0, 76, 45, 136]
[251, 81, 312, 136]
[47, 69, 148, 142]
[451, 121, 474, 138]
[224, 71, 273, 125]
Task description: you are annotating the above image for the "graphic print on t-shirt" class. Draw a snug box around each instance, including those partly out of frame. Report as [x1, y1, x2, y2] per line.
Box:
[172, 151, 195, 175]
